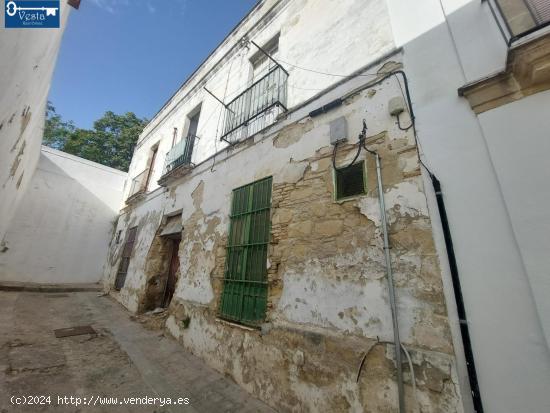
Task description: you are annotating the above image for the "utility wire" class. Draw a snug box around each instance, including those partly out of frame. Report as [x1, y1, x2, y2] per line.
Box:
[276, 57, 380, 78]
[210, 48, 242, 171]
[392, 74, 413, 132]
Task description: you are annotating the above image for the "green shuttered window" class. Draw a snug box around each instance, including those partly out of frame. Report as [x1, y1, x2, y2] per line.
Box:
[220, 177, 272, 326]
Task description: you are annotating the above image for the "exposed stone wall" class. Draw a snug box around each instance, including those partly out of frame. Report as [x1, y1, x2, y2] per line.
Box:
[105, 69, 465, 411]
[162, 129, 462, 411]
[125, 0, 395, 202]
[139, 232, 173, 312]
[103, 194, 165, 313]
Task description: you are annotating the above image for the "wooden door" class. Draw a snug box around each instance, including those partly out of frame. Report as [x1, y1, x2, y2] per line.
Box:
[162, 238, 181, 308]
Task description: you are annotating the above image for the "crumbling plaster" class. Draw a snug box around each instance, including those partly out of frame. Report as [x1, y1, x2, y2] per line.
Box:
[123, 0, 395, 203]
[107, 70, 464, 411]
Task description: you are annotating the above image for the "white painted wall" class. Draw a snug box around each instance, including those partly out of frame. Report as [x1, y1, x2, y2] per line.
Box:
[386, 0, 550, 411]
[0, 147, 127, 284]
[125, 0, 395, 202]
[0, 2, 71, 243]
[478, 90, 550, 347]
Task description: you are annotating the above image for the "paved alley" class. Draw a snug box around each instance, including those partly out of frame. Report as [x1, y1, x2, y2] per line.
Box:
[0, 291, 274, 413]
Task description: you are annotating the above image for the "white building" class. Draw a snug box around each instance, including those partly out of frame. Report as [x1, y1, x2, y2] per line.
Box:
[104, 0, 550, 412]
[0, 1, 71, 243]
[0, 2, 128, 286]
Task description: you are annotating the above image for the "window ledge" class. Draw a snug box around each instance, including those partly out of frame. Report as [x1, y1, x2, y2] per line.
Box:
[215, 317, 260, 332]
[458, 31, 550, 114]
[125, 190, 146, 205]
[157, 163, 193, 187]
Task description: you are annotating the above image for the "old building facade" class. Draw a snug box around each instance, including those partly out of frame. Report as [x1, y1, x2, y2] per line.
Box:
[103, 0, 550, 412]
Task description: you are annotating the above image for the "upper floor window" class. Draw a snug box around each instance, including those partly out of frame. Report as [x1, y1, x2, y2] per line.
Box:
[162, 105, 201, 178]
[127, 143, 158, 203]
[490, 0, 550, 43]
[220, 35, 288, 145]
[250, 35, 279, 84]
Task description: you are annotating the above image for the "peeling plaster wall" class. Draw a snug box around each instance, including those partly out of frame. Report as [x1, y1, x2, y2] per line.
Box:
[0, 147, 126, 284]
[104, 190, 166, 313]
[0, 3, 71, 243]
[106, 60, 465, 411]
[124, 0, 395, 202]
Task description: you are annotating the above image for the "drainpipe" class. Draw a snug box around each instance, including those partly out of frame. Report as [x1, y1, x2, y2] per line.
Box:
[431, 175, 484, 413]
[364, 144, 405, 413]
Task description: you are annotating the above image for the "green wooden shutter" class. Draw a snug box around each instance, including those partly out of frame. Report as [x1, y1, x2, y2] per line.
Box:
[220, 176, 272, 326]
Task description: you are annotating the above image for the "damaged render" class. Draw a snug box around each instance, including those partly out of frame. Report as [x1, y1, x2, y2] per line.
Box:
[104, 66, 464, 412]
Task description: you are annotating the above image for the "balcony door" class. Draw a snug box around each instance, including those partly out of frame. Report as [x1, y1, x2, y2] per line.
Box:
[249, 37, 280, 137]
[183, 110, 200, 165]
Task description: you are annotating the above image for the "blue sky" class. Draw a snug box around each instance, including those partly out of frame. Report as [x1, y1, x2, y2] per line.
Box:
[49, 0, 258, 128]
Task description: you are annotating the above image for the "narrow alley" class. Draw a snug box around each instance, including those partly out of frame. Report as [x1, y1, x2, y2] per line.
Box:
[0, 290, 274, 412]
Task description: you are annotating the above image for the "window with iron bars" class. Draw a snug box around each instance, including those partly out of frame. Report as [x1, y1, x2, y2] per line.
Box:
[219, 177, 272, 326]
[334, 161, 367, 201]
[163, 108, 201, 176]
[114, 226, 138, 290]
[220, 66, 288, 144]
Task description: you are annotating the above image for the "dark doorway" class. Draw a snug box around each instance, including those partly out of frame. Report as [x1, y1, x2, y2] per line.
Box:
[162, 237, 181, 308]
[115, 226, 138, 291]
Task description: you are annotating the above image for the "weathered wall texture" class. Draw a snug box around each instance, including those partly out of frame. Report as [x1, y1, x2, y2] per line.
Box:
[104, 192, 166, 313]
[0, 147, 126, 284]
[0, 3, 70, 244]
[105, 64, 464, 412]
[124, 0, 395, 202]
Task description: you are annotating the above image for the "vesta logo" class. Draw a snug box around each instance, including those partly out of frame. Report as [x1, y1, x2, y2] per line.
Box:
[5, 0, 60, 28]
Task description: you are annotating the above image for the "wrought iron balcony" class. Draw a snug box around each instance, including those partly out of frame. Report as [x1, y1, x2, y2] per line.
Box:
[126, 168, 149, 203]
[157, 134, 196, 186]
[164, 134, 196, 174]
[221, 65, 288, 144]
[489, 0, 550, 44]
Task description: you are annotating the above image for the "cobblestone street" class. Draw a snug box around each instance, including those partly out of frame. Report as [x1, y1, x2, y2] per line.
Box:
[0, 291, 274, 413]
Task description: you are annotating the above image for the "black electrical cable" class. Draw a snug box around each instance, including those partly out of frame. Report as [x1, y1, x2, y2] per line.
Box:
[346, 70, 434, 177]
[396, 112, 413, 131]
[354, 70, 483, 412]
[332, 120, 367, 171]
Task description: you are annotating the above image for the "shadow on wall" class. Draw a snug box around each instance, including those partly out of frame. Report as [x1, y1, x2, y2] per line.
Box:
[0, 153, 123, 284]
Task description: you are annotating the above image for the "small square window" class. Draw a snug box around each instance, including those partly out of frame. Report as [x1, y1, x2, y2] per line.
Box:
[335, 161, 366, 200]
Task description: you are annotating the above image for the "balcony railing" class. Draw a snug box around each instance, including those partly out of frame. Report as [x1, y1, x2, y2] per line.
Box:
[489, 0, 550, 44]
[162, 134, 196, 176]
[126, 168, 149, 203]
[221, 65, 288, 144]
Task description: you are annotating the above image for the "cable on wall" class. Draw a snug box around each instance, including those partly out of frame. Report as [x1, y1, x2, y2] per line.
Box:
[331, 120, 367, 171]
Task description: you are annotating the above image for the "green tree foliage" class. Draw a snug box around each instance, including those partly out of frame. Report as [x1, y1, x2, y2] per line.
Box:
[43, 102, 147, 171]
[43, 102, 75, 150]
